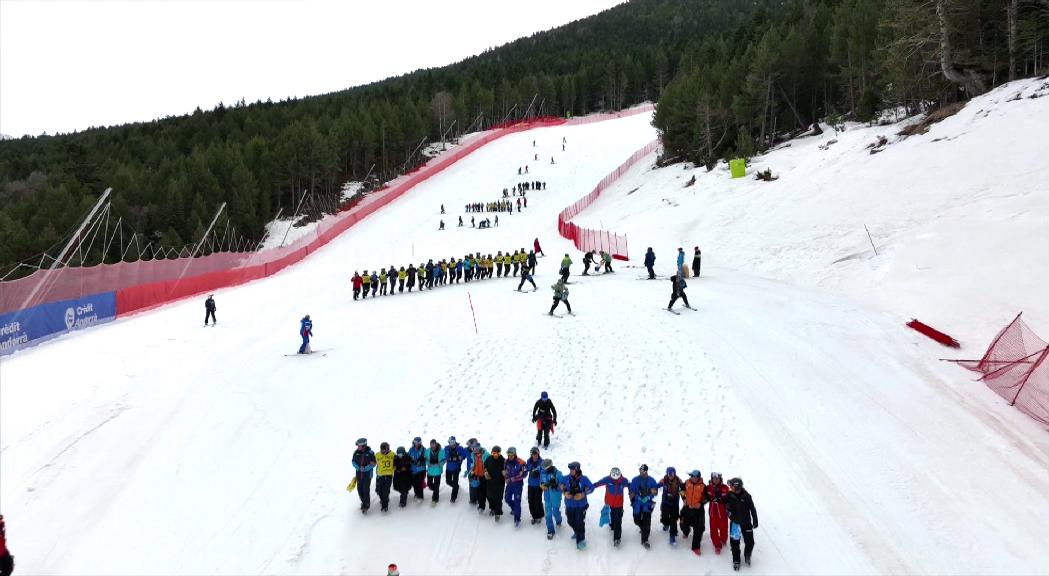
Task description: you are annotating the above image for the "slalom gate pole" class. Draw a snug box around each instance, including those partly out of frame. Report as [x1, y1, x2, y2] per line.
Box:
[468, 292, 478, 335]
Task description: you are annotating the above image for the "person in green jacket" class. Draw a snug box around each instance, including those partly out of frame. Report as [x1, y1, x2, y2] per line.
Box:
[425, 439, 447, 505]
[550, 279, 572, 316]
[560, 254, 573, 283]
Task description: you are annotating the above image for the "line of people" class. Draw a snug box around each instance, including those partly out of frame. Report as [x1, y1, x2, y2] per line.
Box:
[464, 199, 522, 213]
[351, 249, 540, 299]
[349, 440, 758, 569]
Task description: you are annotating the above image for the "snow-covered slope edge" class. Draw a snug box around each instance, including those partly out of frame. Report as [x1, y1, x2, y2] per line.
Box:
[579, 77, 1049, 346]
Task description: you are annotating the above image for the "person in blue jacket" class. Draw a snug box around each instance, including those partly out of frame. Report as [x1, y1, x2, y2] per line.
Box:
[442, 436, 469, 503]
[539, 459, 564, 539]
[407, 437, 427, 502]
[676, 247, 686, 276]
[424, 439, 446, 504]
[503, 447, 527, 526]
[465, 442, 489, 511]
[351, 438, 376, 513]
[644, 248, 656, 279]
[562, 461, 595, 550]
[525, 447, 545, 525]
[298, 314, 313, 354]
[630, 464, 660, 548]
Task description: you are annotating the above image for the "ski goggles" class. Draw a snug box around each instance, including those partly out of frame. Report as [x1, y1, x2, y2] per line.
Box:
[610, 467, 622, 479]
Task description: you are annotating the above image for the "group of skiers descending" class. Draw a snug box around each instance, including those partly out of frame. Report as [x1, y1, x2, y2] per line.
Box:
[348, 395, 759, 569]
[350, 248, 539, 300]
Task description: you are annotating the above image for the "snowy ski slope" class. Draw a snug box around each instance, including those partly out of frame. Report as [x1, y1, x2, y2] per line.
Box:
[1, 100, 1047, 575]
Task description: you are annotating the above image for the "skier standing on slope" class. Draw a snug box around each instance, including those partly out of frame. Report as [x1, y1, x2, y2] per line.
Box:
[593, 467, 630, 546]
[527, 249, 538, 273]
[467, 442, 489, 511]
[425, 439, 446, 505]
[518, 263, 537, 292]
[484, 446, 506, 520]
[693, 246, 702, 277]
[375, 442, 395, 512]
[582, 250, 595, 275]
[549, 279, 572, 316]
[534, 238, 544, 257]
[677, 247, 686, 277]
[532, 391, 558, 448]
[408, 437, 427, 502]
[352, 272, 362, 300]
[668, 274, 694, 311]
[351, 438, 376, 513]
[526, 447, 545, 525]
[680, 469, 709, 555]
[393, 447, 413, 507]
[706, 472, 730, 554]
[0, 514, 13, 576]
[298, 315, 313, 354]
[442, 436, 469, 503]
[559, 253, 572, 283]
[562, 462, 594, 550]
[630, 464, 659, 548]
[644, 248, 656, 279]
[503, 447, 527, 526]
[204, 294, 217, 326]
[659, 467, 686, 546]
[726, 477, 759, 570]
[540, 459, 565, 539]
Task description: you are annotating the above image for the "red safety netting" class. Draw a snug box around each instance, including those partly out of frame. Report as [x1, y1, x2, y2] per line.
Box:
[557, 138, 661, 260]
[0, 117, 568, 316]
[954, 313, 1049, 427]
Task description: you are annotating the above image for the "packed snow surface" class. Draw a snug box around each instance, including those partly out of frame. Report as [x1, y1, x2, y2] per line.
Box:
[2, 86, 1048, 576]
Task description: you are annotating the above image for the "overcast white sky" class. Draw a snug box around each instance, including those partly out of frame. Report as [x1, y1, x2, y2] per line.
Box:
[0, 0, 626, 138]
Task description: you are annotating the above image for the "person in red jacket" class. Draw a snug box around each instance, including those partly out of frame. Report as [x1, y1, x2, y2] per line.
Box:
[593, 467, 630, 546]
[706, 472, 730, 554]
[351, 272, 363, 301]
[0, 514, 13, 576]
[533, 237, 544, 257]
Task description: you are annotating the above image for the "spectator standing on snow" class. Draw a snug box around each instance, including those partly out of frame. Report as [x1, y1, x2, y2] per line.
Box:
[644, 248, 656, 279]
[693, 246, 702, 277]
[371, 270, 379, 297]
[298, 315, 313, 354]
[388, 266, 397, 294]
[393, 447, 413, 507]
[677, 247, 686, 276]
[468, 442, 490, 511]
[504, 447, 527, 526]
[442, 436, 469, 503]
[351, 438, 376, 513]
[408, 437, 427, 501]
[484, 446, 507, 519]
[375, 442, 395, 512]
[601, 251, 614, 273]
[658, 467, 685, 546]
[726, 477, 759, 571]
[594, 467, 630, 546]
[562, 461, 594, 550]
[526, 447, 545, 525]
[527, 249, 538, 273]
[668, 274, 693, 311]
[540, 459, 565, 539]
[549, 279, 572, 316]
[532, 391, 558, 448]
[204, 294, 217, 326]
[681, 470, 709, 555]
[534, 238, 544, 257]
[397, 267, 406, 293]
[425, 439, 446, 505]
[352, 272, 363, 300]
[630, 464, 659, 548]
[706, 472, 730, 554]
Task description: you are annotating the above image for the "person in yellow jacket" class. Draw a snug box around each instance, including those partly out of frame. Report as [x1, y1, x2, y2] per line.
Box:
[417, 263, 427, 291]
[398, 267, 407, 293]
[362, 272, 372, 299]
[379, 268, 389, 296]
[512, 250, 521, 276]
[496, 251, 505, 277]
[375, 442, 395, 512]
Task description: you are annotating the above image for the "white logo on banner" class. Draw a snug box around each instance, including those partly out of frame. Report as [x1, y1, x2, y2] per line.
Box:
[65, 307, 75, 330]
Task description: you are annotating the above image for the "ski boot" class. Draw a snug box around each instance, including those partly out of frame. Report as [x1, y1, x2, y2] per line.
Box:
[692, 548, 701, 556]
[547, 532, 555, 540]
[613, 539, 621, 547]
[733, 562, 740, 571]
[642, 541, 651, 550]
[514, 519, 521, 527]
[745, 556, 751, 566]
[576, 540, 587, 550]
[669, 533, 677, 546]
[531, 518, 542, 525]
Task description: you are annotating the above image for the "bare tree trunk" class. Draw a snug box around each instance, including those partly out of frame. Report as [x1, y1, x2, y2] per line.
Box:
[1007, 0, 1018, 82]
[937, 0, 988, 96]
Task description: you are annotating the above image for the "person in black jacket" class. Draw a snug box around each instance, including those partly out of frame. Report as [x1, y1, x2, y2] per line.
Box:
[484, 446, 506, 519]
[668, 275, 693, 311]
[527, 250, 538, 273]
[406, 264, 417, 292]
[532, 392, 558, 448]
[726, 478, 758, 570]
[204, 294, 217, 326]
[692, 246, 702, 278]
[582, 250, 595, 275]
[393, 447, 413, 507]
[644, 248, 656, 279]
[351, 438, 377, 513]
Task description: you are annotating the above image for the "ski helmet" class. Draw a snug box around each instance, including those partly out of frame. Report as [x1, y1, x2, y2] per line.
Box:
[666, 466, 676, 476]
[355, 438, 367, 447]
[567, 461, 581, 471]
[380, 442, 390, 450]
[447, 436, 457, 445]
[710, 472, 723, 482]
[610, 467, 622, 479]
[530, 447, 540, 455]
[412, 436, 422, 445]
[689, 469, 701, 478]
[541, 391, 549, 399]
[507, 447, 517, 455]
[729, 477, 743, 489]
[639, 464, 649, 473]
[396, 446, 406, 455]
[491, 445, 502, 453]
[542, 459, 553, 470]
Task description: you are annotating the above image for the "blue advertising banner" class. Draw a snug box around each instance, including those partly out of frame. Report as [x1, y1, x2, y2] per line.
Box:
[0, 291, 116, 356]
